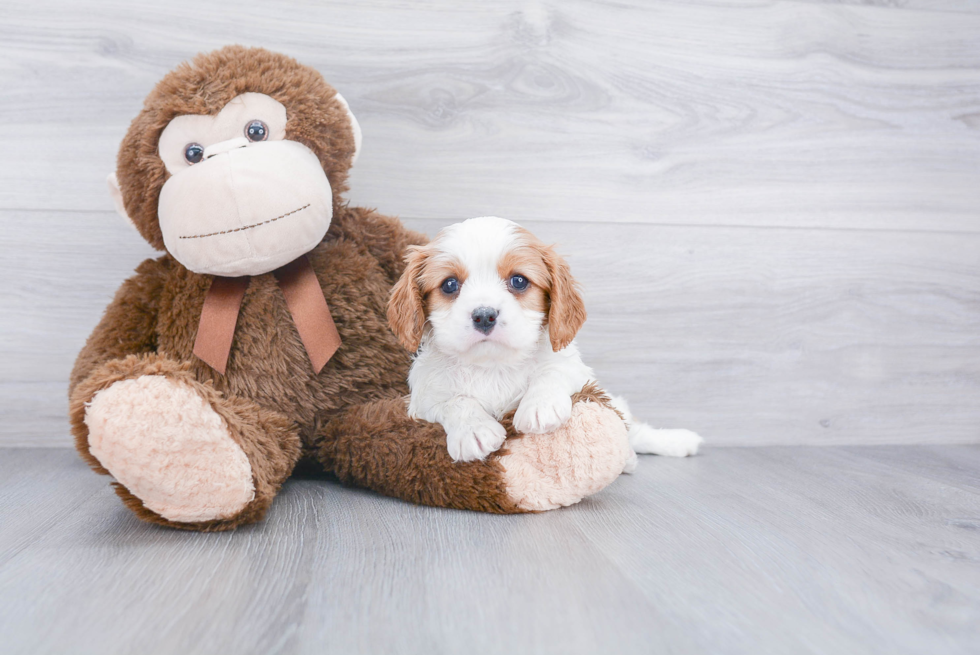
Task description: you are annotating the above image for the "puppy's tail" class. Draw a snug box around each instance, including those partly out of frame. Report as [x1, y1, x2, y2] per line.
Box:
[607, 395, 703, 458]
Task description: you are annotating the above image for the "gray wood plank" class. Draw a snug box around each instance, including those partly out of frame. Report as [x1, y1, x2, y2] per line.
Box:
[0, 446, 977, 654]
[0, 448, 107, 567]
[1, 0, 978, 231]
[4, 211, 978, 447]
[577, 445, 980, 654]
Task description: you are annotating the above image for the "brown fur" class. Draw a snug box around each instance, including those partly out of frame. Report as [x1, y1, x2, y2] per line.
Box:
[569, 382, 620, 416]
[70, 46, 611, 530]
[544, 244, 587, 351]
[70, 353, 302, 531]
[497, 243, 550, 315]
[116, 46, 357, 250]
[316, 382, 619, 513]
[69, 46, 529, 529]
[512, 227, 587, 352]
[386, 245, 432, 352]
[70, 205, 424, 468]
[317, 392, 523, 514]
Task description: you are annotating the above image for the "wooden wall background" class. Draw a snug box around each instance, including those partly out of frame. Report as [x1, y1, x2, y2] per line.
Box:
[1, 0, 978, 447]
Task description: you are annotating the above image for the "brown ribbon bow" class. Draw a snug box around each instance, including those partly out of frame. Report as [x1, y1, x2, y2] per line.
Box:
[193, 256, 341, 375]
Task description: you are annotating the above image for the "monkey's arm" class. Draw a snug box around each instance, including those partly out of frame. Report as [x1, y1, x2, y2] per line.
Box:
[68, 256, 169, 397]
[315, 385, 633, 514]
[332, 206, 429, 284]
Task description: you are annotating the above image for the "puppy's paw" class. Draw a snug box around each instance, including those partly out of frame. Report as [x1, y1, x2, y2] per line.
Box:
[630, 425, 703, 457]
[513, 390, 573, 434]
[446, 419, 507, 462]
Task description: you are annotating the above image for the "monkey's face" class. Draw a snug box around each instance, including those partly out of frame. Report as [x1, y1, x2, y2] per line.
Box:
[153, 92, 347, 276]
[111, 47, 363, 272]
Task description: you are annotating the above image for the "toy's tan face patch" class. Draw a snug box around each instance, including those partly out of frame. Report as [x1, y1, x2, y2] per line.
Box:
[159, 93, 288, 175]
[155, 93, 335, 277]
[158, 139, 334, 276]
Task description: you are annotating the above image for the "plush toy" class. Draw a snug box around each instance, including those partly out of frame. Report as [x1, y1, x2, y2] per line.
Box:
[68, 46, 632, 531]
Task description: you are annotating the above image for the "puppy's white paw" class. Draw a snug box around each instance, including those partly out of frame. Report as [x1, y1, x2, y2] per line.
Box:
[630, 425, 703, 457]
[446, 419, 507, 462]
[513, 390, 573, 434]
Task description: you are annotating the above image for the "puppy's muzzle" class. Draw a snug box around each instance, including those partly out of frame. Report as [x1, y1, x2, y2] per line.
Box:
[471, 306, 498, 335]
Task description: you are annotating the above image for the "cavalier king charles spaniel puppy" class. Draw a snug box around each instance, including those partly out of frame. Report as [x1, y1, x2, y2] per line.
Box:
[387, 216, 703, 463]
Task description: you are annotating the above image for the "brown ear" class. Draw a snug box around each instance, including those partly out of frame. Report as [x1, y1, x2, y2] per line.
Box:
[544, 247, 586, 351]
[387, 245, 430, 351]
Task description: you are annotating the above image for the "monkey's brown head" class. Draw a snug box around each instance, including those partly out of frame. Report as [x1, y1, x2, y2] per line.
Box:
[110, 45, 362, 276]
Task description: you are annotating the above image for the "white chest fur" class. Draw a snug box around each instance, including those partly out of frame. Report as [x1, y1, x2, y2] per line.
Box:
[407, 343, 533, 420]
[407, 332, 594, 422]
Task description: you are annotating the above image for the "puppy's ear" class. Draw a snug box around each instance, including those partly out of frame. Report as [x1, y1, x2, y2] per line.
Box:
[543, 246, 586, 352]
[387, 245, 430, 351]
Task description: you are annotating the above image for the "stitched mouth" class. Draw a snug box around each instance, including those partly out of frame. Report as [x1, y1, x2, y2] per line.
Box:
[179, 204, 311, 240]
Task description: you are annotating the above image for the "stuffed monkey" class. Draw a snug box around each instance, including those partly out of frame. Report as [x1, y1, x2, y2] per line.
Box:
[69, 46, 632, 531]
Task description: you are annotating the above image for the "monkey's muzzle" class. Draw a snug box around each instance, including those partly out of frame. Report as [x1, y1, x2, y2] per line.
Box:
[158, 139, 334, 276]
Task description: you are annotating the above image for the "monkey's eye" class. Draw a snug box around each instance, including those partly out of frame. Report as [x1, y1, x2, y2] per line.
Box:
[183, 143, 204, 165]
[440, 278, 459, 295]
[509, 274, 529, 291]
[245, 120, 269, 142]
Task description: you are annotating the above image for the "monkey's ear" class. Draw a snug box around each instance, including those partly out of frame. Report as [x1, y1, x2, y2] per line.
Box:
[107, 172, 138, 231]
[333, 93, 362, 165]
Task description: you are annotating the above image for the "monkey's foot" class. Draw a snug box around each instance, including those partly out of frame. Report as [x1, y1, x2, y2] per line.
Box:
[85, 375, 255, 522]
[498, 401, 631, 511]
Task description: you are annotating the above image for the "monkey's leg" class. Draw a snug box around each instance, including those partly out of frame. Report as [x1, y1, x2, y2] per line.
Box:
[315, 385, 631, 512]
[70, 354, 301, 531]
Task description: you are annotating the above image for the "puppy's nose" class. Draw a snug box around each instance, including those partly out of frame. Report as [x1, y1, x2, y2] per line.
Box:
[471, 307, 498, 334]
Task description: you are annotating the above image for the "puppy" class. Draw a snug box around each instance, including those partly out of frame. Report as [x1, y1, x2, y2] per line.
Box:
[387, 216, 702, 463]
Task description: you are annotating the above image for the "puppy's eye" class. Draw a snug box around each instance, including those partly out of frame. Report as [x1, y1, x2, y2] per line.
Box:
[184, 143, 204, 165]
[441, 277, 459, 295]
[509, 274, 529, 291]
[245, 120, 269, 142]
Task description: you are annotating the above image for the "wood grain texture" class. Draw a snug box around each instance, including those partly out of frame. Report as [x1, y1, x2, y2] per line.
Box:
[0, 446, 977, 654]
[4, 211, 978, 446]
[1, 0, 979, 446]
[1, 0, 979, 230]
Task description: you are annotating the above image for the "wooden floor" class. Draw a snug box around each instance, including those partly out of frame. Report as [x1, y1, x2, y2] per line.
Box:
[1, 446, 978, 655]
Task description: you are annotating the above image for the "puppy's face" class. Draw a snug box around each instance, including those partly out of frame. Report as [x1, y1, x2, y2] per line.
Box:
[388, 217, 586, 361]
